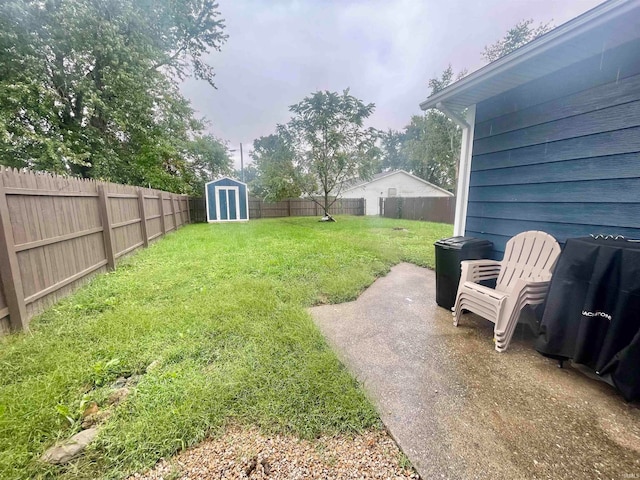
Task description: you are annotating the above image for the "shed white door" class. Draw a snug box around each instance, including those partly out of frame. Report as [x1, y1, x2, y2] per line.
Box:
[215, 186, 241, 221]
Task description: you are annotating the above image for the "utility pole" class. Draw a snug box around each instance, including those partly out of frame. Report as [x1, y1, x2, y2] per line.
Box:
[240, 143, 244, 182]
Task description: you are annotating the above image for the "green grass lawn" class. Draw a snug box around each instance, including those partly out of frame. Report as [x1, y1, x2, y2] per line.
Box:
[0, 216, 452, 479]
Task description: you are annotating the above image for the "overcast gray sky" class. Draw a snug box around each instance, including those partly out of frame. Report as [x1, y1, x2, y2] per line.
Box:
[180, 0, 604, 168]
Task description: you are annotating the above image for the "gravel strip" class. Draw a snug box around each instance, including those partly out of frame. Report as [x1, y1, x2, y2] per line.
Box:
[130, 426, 419, 479]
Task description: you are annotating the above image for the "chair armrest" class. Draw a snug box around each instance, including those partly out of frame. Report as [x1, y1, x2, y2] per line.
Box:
[460, 259, 502, 283]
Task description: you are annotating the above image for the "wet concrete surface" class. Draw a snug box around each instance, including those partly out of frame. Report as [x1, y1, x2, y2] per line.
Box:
[309, 263, 640, 480]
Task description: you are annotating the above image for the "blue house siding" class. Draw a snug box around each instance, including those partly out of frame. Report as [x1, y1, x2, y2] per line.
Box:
[205, 178, 248, 222]
[466, 38, 640, 258]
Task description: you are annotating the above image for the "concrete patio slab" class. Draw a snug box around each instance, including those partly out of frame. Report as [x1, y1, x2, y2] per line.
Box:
[310, 263, 640, 480]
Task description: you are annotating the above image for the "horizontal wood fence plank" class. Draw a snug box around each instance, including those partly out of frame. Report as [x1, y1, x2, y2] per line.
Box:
[111, 218, 142, 229]
[4, 188, 98, 197]
[0, 307, 8, 319]
[24, 259, 108, 304]
[146, 214, 162, 220]
[14, 226, 104, 252]
[115, 241, 144, 259]
[148, 231, 163, 241]
[107, 193, 138, 199]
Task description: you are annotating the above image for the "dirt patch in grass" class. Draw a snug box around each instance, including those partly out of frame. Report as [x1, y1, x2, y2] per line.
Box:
[130, 425, 418, 480]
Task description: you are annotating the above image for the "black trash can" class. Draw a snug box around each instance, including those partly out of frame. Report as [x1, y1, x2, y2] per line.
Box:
[434, 236, 493, 310]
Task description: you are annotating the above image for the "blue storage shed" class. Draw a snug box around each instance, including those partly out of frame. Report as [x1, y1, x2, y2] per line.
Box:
[419, 0, 640, 259]
[205, 177, 249, 222]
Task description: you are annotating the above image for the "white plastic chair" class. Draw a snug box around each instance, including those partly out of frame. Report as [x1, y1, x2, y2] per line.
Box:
[452, 231, 561, 352]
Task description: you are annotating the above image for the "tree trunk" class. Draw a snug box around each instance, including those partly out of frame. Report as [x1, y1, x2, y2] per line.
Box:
[319, 190, 335, 222]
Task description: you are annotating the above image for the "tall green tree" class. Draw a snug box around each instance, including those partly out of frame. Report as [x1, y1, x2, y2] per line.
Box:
[482, 19, 553, 63]
[399, 66, 463, 192]
[187, 134, 232, 192]
[403, 112, 460, 192]
[378, 129, 407, 172]
[0, 0, 227, 193]
[249, 132, 301, 201]
[286, 89, 379, 219]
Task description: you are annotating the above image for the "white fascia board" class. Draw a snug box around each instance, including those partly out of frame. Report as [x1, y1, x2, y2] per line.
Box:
[342, 169, 453, 196]
[205, 176, 247, 187]
[395, 169, 454, 196]
[453, 105, 476, 237]
[341, 171, 395, 194]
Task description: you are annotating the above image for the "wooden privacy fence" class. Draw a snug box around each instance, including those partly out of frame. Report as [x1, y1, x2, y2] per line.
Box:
[248, 197, 365, 219]
[190, 196, 207, 223]
[0, 168, 191, 334]
[188, 196, 365, 220]
[381, 196, 455, 224]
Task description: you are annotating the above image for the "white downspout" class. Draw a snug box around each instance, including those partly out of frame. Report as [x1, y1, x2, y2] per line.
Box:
[436, 102, 476, 237]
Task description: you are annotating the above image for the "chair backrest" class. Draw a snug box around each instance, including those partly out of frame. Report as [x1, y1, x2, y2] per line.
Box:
[496, 231, 561, 293]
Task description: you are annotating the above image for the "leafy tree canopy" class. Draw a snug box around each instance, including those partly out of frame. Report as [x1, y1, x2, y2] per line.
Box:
[0, 0, 229, 193]
[378, 129, 408, 172]
[285, 89, 380, 217]
[249, 132, 301, 201]
[482, 19, 553, 63]
[374, 67, 462, 193]
[187, 134, 233, 192]
[402, 112, 460, 192]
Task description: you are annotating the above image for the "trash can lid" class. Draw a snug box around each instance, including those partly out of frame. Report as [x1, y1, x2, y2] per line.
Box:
[434, 236, 493, 249]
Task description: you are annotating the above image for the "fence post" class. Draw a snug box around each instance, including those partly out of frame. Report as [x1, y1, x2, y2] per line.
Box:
[137, 189, 149, 248]
[0, 182, 28, 331]
[186, 196, 191, 224]
[98, 185, 116, 271]
[171, 195, 178, 229]
[288, 199, 292, 217]
[159, 193, 166, 235]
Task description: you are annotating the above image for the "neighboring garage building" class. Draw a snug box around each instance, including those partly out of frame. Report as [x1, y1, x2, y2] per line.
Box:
[341, 170, 453, 216]
[419, 0, 640, 258]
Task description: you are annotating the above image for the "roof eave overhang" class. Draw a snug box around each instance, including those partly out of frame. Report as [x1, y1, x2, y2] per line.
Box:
[419, 0, 640, 115]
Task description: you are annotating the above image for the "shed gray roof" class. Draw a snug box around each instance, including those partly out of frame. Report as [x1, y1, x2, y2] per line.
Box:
[420, 0, 640, 115]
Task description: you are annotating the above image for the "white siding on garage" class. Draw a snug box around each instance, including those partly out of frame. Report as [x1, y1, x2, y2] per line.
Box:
[341, 171, 452, 215]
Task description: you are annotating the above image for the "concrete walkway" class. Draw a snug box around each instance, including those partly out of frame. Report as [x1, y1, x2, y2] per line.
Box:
[310, 263, 640, 480]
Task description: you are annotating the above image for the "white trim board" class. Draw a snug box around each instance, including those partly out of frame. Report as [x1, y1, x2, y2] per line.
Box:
[452, 105, 476, 237]
[204, 179, 249, 223]
[215, 185, 241, 222]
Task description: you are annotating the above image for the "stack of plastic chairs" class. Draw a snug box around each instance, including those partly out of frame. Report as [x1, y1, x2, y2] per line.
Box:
[452, 231, 561, 352]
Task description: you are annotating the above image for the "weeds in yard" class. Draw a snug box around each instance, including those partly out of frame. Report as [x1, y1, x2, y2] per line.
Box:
[0, 216, 451, 479]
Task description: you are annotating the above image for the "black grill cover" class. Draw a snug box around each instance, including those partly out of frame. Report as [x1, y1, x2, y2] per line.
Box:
[536, 237, 640, 402]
